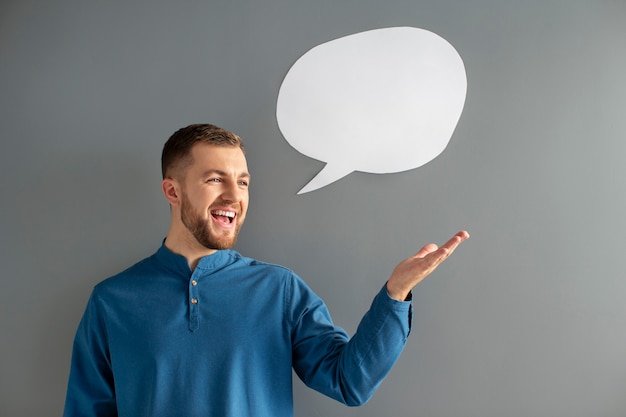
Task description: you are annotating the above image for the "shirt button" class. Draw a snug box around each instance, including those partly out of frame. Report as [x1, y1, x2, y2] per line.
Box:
[191, 280, 198, 286]
[191, 298, 198, 304]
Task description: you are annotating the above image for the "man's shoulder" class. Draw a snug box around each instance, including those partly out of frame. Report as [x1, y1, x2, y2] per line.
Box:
[93, 252, 160, 292]
[230, 251, 298, 277]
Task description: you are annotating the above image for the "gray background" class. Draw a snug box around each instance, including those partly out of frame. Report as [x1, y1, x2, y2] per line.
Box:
[1, 1, 625, 416]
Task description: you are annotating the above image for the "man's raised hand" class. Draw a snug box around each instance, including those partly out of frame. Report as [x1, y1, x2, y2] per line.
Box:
[386, 230, 470, 301]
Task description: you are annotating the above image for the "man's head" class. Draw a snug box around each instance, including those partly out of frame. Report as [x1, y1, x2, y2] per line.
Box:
[161, 124, 250, 253]
[161, 124, 245, 180]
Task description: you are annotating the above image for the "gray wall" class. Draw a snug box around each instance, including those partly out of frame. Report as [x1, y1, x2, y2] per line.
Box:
[1, 1, 625, 416]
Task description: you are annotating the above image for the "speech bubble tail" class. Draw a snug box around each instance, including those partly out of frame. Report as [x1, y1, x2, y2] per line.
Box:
[297, 164, 353, 195]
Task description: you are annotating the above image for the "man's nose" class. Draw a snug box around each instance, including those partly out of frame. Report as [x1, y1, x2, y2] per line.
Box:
[221, 181, 245, 202]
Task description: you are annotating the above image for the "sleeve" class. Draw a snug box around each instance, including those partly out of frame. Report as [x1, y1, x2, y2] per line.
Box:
[289, 277, 412, 406]
[63, 289, 118, 417]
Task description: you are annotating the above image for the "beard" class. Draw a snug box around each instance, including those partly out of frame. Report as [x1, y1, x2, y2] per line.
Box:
[180, 191, 242, 250]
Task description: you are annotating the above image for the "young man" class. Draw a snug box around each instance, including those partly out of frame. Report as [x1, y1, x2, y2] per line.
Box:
[63, 124, 469, 416]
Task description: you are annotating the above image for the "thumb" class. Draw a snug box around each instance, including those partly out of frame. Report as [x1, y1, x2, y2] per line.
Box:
[413, 243, 439, 259]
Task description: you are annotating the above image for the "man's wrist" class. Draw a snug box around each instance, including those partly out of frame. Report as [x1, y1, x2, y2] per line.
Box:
[385, 281, 412, 302]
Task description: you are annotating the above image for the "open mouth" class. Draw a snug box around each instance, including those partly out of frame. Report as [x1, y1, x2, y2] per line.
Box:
[211, 209, 235, 224]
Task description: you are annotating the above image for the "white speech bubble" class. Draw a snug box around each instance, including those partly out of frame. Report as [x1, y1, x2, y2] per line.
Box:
[276, 27, 467, 194]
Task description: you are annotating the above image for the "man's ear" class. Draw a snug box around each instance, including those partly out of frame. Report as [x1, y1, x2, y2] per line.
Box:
[162, 178, 182, 207]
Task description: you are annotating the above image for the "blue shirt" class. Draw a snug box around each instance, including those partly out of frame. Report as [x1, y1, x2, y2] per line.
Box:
[64, 243, 412, 417]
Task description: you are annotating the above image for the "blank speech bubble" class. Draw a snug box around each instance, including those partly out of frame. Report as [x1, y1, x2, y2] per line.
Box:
[276, 27, 467, 194]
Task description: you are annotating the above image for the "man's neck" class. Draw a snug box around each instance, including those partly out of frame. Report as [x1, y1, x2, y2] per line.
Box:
[164, 232, 217, 271]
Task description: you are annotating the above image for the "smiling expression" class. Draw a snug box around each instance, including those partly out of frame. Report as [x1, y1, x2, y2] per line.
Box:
[177, 143, 250, 251]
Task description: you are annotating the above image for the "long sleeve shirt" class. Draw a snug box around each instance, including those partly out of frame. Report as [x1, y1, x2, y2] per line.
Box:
[63, 243, 412, 417]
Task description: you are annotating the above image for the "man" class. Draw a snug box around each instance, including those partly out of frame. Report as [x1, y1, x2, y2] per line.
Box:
[64, 124, 469, 416]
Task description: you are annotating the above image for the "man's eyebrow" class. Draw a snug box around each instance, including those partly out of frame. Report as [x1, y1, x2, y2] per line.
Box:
[201, 169, 251, 179]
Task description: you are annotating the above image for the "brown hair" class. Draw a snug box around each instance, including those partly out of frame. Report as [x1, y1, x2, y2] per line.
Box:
[161, 124, 245, 179]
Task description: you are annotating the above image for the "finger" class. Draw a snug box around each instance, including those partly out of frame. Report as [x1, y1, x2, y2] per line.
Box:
[413, 243, 439, 259]
[440, 230, 470, 253]
[423, 231, 469, 268]
[456, 230, 470, 240]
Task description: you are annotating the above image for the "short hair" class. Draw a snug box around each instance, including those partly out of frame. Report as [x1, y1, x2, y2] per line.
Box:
[161, 124, 245, 179]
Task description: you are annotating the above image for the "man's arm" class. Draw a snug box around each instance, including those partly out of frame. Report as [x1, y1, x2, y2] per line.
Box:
[291, 230, 469, 405]
[63, 290, 117, 417]
[386, 230, 470, 301]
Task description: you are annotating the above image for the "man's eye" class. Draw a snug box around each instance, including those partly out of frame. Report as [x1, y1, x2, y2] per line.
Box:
[238, 180, 249, 186]
[207, 178, 221, 183]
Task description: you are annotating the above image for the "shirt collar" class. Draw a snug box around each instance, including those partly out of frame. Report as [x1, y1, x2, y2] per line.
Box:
[154, 240, 239, 276]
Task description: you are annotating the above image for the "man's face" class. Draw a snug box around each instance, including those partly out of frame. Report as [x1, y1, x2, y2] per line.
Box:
[178, 143, 250, 251]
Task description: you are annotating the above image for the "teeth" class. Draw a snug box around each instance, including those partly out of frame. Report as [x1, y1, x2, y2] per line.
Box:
[212, 210, 235, 218]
